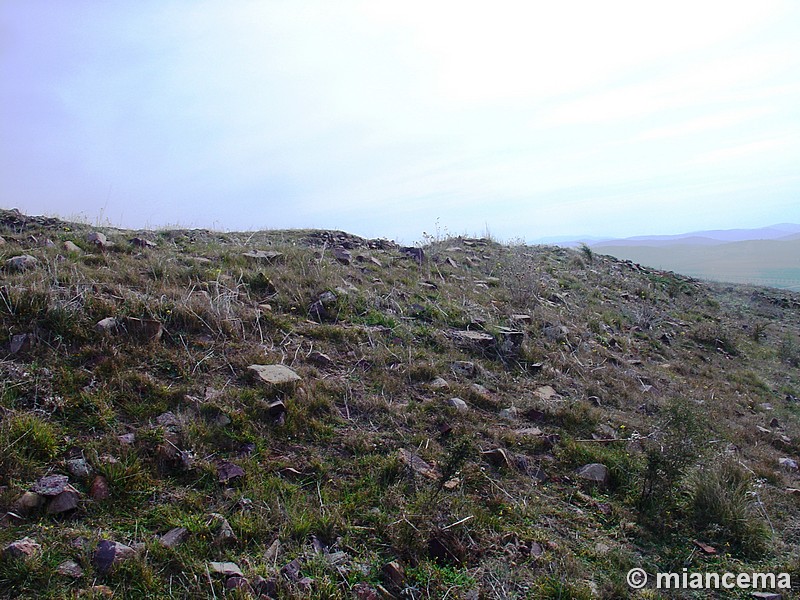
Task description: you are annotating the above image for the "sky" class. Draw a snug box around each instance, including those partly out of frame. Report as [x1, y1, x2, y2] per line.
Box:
[2, 1, 799, 243]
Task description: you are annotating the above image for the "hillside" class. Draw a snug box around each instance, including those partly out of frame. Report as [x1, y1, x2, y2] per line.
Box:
[1, 208, 799, 599]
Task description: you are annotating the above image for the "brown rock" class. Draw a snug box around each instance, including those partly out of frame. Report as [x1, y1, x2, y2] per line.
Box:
[3, 537, 41, 559]
[381, 560, 405, 588]
[90, 476, 110, 501]
[12, 491, 44, 516]
[130, 237, 156, 248]
[63, 241, 83, 253]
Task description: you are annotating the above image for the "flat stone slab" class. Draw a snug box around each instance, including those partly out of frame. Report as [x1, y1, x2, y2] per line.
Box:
[249, 364, 301, 385]
[208, 561, 243, 577]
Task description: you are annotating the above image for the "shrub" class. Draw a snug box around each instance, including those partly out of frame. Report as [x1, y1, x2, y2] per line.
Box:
[688, 459, 770, 557]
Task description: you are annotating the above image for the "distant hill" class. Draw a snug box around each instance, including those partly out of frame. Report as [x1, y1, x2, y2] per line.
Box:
[593, 237, 800, 291]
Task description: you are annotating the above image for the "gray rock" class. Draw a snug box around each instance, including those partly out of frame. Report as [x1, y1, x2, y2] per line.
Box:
[333, 248, 352, 264]
[10, 333, 34, 354]
[779, 457, 798, 471]
[159, 527, 189, 549]
[31, 474, 70, 496]
[451, 361, 477, 377]
[93, 539, 136, 573]
[86, 231, 110, 248]
[46, 485, 81, 514]
[208, 561, 243, 577]
[5, 254, 38, 272]
[447, 397, 469, 411]
[63, 241, 83, 253]
[96, 317, 119, 333]
[576, 463, 610, 486]
[249, 364, 301, 385]
[130, 237, 156, 248]
[429, 377, 450, 390]
[66, 458, 92, 479]
[56, 559, 83, 578]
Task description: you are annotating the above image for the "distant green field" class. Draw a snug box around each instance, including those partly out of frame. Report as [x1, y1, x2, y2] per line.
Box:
[594, 239, 800, 291]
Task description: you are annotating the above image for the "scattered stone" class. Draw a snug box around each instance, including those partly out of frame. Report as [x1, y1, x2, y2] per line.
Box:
[66, 458, 93, 479]
[47, 485, 81, 514]
[382, 560, 405, 588]
[482, 448, 511, 469]
[208, 561, 243, 577]
[398, 448, 440, 479]
[429, 377, 450, 390]
[208, 513, 237, 545]
[399, 246, 424, 264]
[499, 406, 518, 420]
[243, 249, 284, 263]
[353, 583, 381, 600]
[118, 433, 136, 445]
[5, 254, 38, 271]
[451, 361, 477, 377]
[86, 231, 108, 247]
[225, 576, 254, 593]
[264, 538, 280, 564]
[3, 537, 41, 559]
[252, 576, 278, 598]
[575, 463, 610, 486]
[122, 317, 164, 342]
[534, 386, 559, 401]
[57, 559, 83, 578]
[156, 411, 180, 428]
[693, 540, 717, 555]
[510, 314, 531, 325]
[309, 290, 338, 321]
[751, 592, 782, 600]
[85, 585, 114, 598]
[12, 491, 44, 516]
[31, 474, 70, 496]
[249, 364, 302, 385]
[496, 326, 524, 356]
[96, 317, 119, 334]
[93, 539, 136, 574]
[452, 330, 495, 353]
[469, 383, 492, 400]
[217, 461, 245, 484]
[266, 399, 287, 423]
[515, 427, 544, 437]
[779, 457, 798, 471]
[447, 397, 469, 411]
[130, 237, 156, 248]
[159, 527, 189, 549]
[10, 333, 34, 354]
[281, 558, 304, 582]
[308, 351, 334, 367]
[333, 248, 352, 264]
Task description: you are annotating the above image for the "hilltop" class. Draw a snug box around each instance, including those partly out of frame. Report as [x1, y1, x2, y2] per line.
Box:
[0, 208, 799, 599]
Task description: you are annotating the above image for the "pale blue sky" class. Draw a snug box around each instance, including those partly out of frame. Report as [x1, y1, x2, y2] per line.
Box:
[2, 1, 799, 242]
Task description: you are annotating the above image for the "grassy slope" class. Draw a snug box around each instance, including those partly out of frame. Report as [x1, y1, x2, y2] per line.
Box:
[0, 210, 799, 599]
